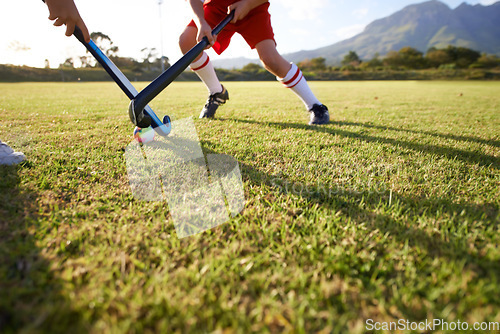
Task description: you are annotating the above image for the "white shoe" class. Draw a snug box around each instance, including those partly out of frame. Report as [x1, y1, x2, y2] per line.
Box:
[0, 140, 26, 165]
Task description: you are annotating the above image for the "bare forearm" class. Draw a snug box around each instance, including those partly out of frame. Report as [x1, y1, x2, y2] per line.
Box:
[189, 0, 207, 27]
[188, 0, 216, 45]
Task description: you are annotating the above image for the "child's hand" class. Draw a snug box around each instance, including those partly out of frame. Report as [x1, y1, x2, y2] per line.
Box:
[197, 20, 216, 47]
[45, 0, 90, 43]
[228, 0, 252, 23]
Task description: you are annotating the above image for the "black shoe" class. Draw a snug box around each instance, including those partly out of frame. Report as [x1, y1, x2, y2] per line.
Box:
[199, 85, 229, 119]
[309, 104, 330, 125]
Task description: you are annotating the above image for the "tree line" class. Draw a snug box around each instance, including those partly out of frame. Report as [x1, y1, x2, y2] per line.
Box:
[298, 45, 499, 73]
[56, 32, 170, 75]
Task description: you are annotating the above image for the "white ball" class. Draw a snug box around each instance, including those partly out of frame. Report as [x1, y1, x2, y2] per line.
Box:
[133, 126, 155, 144]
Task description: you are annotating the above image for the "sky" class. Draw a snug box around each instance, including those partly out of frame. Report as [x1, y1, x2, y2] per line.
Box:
[0, 0, 497, 68]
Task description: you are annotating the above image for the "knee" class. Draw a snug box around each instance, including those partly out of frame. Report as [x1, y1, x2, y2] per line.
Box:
[178, 32, 190, 53]
[179, 29, 196, 54]
[260, 53, 291, 78]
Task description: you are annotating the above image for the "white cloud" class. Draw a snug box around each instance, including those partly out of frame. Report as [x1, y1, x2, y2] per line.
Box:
[334, 24, 366, 40]
[479, 0, 497, 4]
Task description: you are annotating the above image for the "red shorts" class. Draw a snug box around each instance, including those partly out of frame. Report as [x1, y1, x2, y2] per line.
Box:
[187, 0, 275, 55]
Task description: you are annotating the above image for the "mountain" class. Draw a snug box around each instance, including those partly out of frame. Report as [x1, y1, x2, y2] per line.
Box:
[215, 0, 500, 68]
[286, 0, 500, 65]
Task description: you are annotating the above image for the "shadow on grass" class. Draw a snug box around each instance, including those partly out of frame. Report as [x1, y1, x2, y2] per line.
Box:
[201, 134, 499, 263]
[235, 156, 499, 262]
[201, 118, 500, 317]
[0, 164, 86, 334]
[232, 158, 500, 318]
[230, 119, 500, 170]
[334, 120, 500, 149]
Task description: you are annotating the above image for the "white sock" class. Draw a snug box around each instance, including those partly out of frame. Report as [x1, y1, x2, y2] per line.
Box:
[190, 52, 223, 95]
[278, 63, 320, 110]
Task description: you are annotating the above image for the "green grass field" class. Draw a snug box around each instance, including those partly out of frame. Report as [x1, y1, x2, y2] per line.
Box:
[0, 81, 499, 333]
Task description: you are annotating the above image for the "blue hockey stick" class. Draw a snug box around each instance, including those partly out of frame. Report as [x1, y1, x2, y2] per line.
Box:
[73, 27, 172, 136]
[128, 11, 235, 127]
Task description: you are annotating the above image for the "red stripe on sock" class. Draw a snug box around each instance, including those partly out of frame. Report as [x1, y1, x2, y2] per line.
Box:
[288, 74, 303, 89]
[191, 56, 210, 71]
[283, 68, 301, 87]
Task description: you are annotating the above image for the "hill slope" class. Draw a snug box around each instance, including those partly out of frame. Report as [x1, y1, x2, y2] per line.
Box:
[285, 0, 500, 65]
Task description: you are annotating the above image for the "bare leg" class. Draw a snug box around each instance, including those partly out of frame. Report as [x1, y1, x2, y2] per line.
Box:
[179, 25, 223, 95]
[179, 26, 203, 62]
[255, 39, 291, 78]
